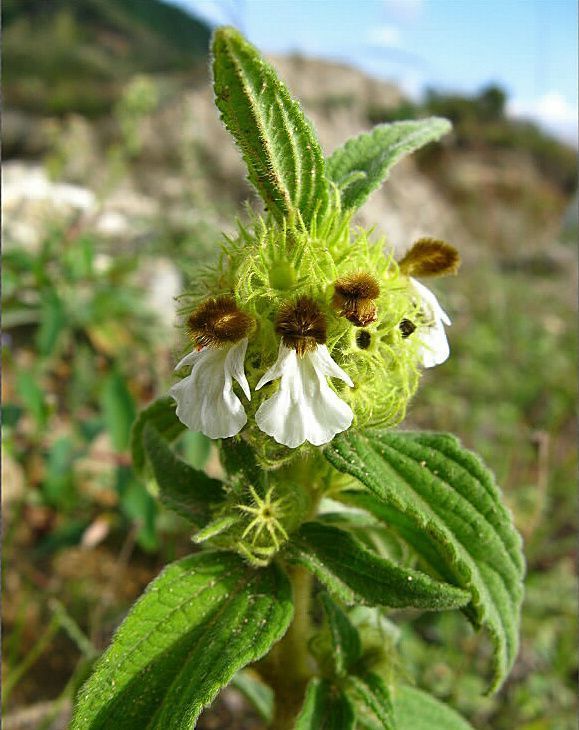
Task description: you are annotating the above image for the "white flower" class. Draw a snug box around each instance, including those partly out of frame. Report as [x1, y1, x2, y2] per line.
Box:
[411, 278, 451, 368]
[255, 343, 354, 448]
[169, 337, 250, 439]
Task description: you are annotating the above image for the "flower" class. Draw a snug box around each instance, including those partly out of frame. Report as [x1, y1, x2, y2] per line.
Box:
[255, 342, 354, 448]
[410, 278, 451, 368]
[169, 297, 253, 438]
[170, 338, 251, 438]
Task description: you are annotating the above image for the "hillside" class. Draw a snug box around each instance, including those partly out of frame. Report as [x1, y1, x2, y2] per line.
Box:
[3, 0, 211, 116]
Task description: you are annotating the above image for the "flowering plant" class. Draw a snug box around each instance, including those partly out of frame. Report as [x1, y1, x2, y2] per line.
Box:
[71, 28, 524, 730]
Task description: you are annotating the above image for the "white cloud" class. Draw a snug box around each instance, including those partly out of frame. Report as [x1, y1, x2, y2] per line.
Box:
[383, 0, 425, 22]
[367, 24, 402, 48]
[508, 92, 578, 146]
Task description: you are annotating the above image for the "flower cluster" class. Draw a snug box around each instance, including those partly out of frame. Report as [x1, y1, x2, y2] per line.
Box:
[170, 220, 459, 451]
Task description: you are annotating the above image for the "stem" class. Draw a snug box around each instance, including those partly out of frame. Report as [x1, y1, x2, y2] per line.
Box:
[260, 564, 313, 729]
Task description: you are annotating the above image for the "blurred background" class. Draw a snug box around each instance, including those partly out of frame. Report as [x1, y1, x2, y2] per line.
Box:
[2, 1, 577, 728]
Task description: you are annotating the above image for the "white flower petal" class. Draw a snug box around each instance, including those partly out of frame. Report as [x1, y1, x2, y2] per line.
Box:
[310, 344, 354, 387]
[411, 277, 451, 368]
[225, 337, 251, 400]
[255, 343, 354, 448]
[169, 342, 249, 439]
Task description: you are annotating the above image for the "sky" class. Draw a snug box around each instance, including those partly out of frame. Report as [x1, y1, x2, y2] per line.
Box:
[168, 0, 578, 144]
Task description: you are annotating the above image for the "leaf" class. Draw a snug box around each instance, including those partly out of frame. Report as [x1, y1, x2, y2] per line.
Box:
[37, 288, 66, 357]
[326, 430, 525, 692]
[180, 430, 211, 470]
[326, 118, 451, 211]
[16, 369, 48, 429]
[393, 686, 474, 730]
[143, 424, 224, 527]
[345, 672, 395, 730]
[288, 521, 470, 610]
[100, 371, 136, 452]
[71, 551, 293, 730]
[212, 27, 329, 228]
[219, 437, 265, 487]
[43, 436, 76, 508]
[319, 593, 361, 676]
[130, 397, 186, 476]
[294, 678, 355, 730]
[231, 670, 274, 724]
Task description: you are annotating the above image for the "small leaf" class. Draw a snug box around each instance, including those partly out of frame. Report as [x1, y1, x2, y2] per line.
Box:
[212, 27, 329, 228]
[319, 593, 361, 676]
[345, 672, 395, 730]
[71, 551, 293, 730]
[393, 686, 474, 730]
[130, 397, 186, 476]
[37, 288, 66, 357]
[43, 436, 76, 508]
[231, 670, 274, 724]
[143, 424, 224, 526]
[294, 678, 355, 730]
[100, 371, 136, 453]
[220, 437, 265, 487]
[326, 118, 451, 211]
[180, 430, 211, 470]
[288, 522, 470, 610]
[16, 369, 48, 429]
[326, 429, 525, 692]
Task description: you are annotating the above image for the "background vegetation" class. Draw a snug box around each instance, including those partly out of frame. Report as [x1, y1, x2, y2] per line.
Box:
[3, 2, 577, 728]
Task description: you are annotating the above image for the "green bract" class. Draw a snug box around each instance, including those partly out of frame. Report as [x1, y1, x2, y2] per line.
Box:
[72, 27, 524, 730]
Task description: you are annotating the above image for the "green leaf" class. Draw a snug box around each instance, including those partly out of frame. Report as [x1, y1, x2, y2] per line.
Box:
[326, 118, 451, 211]
[130, 397, 186, 476]
[345, 672, 395, 730]
[212, 27, 329, 228]
[43, 436, 76, 508]
[16, 369, 48, 429]
[231, 670, 274, 724]
[219, 436, 265, 487]
[180, 430, 211, 470]
[319, 593, 361, 676]
[393, 686, 474, 730]
[294, 678, 355, 730]
[326, 429, 525, 692]
[288, 521, 470, 610]
[71, 551, 293, 730]
[37, 288, 66, 357]
[100, 371, 136, 452]
[143, 424, 224, 527]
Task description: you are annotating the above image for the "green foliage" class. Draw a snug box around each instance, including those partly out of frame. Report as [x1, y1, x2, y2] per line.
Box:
[130, 396, 186, 476]
[326, 118, 451, 211]
[212, 27, 329, 228]
[71, 551, 293, 729]
[319, 593, 361, 676]
[393, 686, 474, 729]
[142, 424, 224, 526]
[294, 678, 355, 730]
[289, 521, 470, 610]
[100, 371, 136, 453]
[326, 429, 525, 692]
[345, 672, 394, 730]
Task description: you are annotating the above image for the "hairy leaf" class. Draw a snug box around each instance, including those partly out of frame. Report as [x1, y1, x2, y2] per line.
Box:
[143, 424, 224, 526]
[326, 118, 451, 211]
[326, 430, 525, 692]
[345, 672, 395, 730]
[212, 27, 329, 228]
[319, 593, 361, 676]
[393, 686, 474, 730]
[71, 551, 293, 730]
[294, 678, 355, 730]
[288, 521, 470, 610]
[130, 396, 185, 476]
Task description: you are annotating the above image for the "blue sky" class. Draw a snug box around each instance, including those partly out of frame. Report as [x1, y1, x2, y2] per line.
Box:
[169, 0, 577, 144]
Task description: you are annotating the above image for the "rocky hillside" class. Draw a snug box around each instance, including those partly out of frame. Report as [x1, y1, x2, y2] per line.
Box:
[3, 0, 210, 116]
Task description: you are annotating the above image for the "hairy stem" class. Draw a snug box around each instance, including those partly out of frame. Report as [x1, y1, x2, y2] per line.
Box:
[259, 564, 313, 729]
